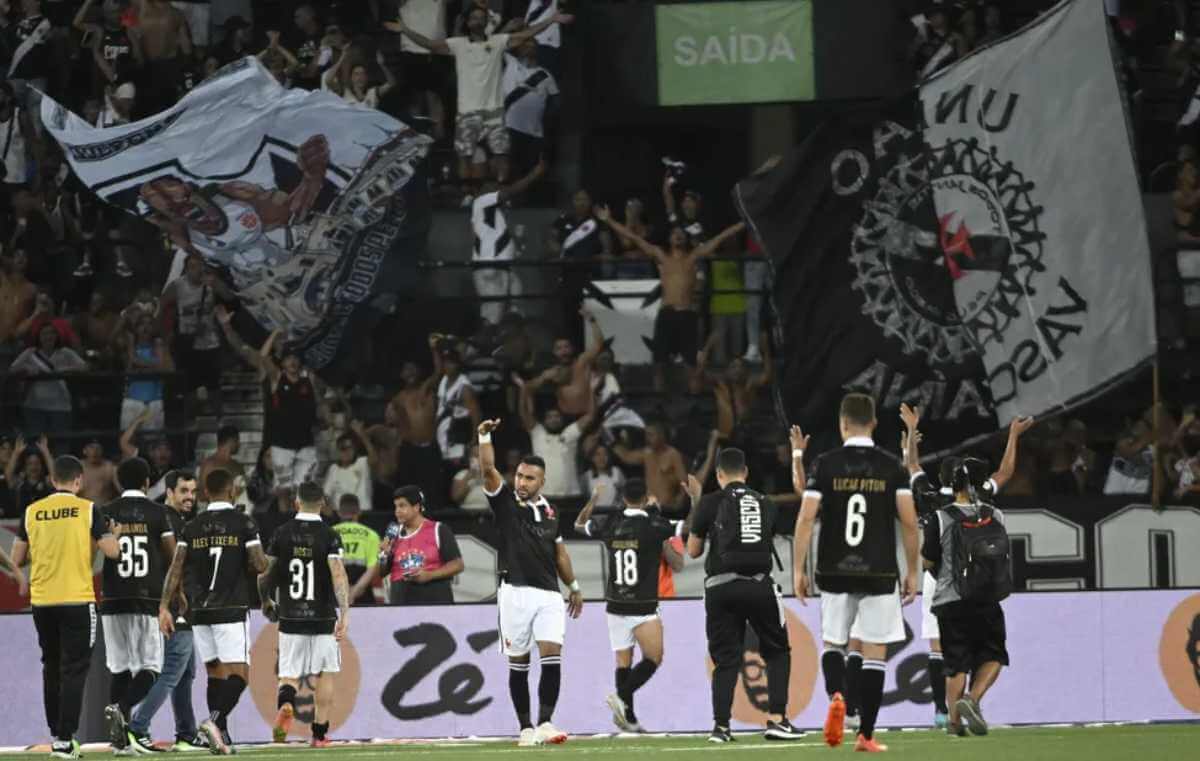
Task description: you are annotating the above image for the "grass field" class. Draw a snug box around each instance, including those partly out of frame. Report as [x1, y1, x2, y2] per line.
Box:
[4, 725, 1199, 761]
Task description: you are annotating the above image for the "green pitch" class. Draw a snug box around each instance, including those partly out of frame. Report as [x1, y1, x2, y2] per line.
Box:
[6, 725, 1198, 761]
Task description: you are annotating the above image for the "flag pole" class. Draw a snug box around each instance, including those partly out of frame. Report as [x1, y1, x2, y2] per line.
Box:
[1152, 357, 1162, 511]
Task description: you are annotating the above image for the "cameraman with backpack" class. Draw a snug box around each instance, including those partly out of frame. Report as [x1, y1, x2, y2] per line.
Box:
[922, 458, 1012, 738]
[683, 448, 805, 744]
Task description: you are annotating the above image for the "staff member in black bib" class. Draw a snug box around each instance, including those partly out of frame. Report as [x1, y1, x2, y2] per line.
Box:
[11, 455, 121, 760]
[685, 447, 804, 744]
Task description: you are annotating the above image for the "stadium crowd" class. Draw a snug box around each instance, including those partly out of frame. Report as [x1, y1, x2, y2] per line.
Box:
[0, 1, 1197, 758]
[2, 0, 1200, 565]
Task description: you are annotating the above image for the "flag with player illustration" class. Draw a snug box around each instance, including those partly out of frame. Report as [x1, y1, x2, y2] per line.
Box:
[39, 57, 432, 374]
[735, 0, 1155, 455]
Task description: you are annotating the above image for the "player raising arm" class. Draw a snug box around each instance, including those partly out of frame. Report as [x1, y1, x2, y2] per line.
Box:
[478, 419, 582, 746]
[574, 480, 680, 732]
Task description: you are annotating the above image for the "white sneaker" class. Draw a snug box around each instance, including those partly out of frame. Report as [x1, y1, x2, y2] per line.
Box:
[845, 713, 861, 732]
[517, 728, 538, 747]
[535, 722, 568, 745]
[606, 694, 633, 732]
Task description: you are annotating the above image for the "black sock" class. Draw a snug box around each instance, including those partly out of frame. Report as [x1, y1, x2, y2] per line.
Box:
[125, 671, 157, 716]
[312, 721, 329, 740]
[110, 670, 132, 709]
[615, 667, 630, 695]
[765, 651, 791, 717]
[277, 684, 297, 710]
[624, 660, 658, 697]
[222, 675, 247, 723]
[928, 652, 947, 714]
[859, 660, 886, 740]
[537, 656, 562, 726]
[616, 666, 633, 718]
[821, 648, 846, 698]
[206, 678, 227, 719]
[509, 663, 532, 730]
[845, 652, 863, 717]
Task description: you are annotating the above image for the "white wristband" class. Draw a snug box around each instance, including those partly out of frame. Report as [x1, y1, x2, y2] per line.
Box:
[792, 449, 804, 459]
[568, 580, 580, 593]
[479, 433, 492, 444]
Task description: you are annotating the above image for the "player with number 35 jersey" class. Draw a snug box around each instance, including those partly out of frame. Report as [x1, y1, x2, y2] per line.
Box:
[100, 458, 177, 753]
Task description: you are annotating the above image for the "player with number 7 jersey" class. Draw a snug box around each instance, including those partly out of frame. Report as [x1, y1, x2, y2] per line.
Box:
[160, 469, 267, 755]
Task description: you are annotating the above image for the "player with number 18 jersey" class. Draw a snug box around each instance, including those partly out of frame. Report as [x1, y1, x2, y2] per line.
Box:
[576, 479, 679, 733]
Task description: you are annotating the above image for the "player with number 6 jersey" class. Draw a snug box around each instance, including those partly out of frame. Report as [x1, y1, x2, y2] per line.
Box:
[160, 469, 267, 756]
[99, 458, 177, 753]
[793, 393, 920, 753]
[575, 479, 683, 733]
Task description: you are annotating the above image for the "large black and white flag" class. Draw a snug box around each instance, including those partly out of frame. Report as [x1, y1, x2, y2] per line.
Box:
[40, 58, 432, 374]
[735, 0, 1155, 454]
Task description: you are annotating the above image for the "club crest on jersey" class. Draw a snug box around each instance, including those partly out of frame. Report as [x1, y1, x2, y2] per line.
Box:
[239, 210, 259, 229]
[843, 133, 1046, 365]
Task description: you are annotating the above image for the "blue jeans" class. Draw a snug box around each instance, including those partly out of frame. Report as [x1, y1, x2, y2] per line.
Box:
[130, 630, 196, 739]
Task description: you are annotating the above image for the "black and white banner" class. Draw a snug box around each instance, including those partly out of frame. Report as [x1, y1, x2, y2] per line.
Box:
[735, 0, 1155, 453]
[40, 58, 433, 374]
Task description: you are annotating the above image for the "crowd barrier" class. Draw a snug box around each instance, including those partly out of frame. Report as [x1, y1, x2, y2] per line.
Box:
[1, 590, 1198, 744]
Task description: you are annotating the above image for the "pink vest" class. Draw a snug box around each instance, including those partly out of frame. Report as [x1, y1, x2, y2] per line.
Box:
[389, 520, 445, 582]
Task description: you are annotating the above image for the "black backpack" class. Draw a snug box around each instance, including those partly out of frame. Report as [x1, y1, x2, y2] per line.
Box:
[946, 504, 1013, 603]
[713, 486, 774, 575]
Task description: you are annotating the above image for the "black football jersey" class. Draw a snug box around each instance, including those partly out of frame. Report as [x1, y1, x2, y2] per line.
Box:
[487, 484, 561, 592]
[179, 503, 261, 624]
[267, 514, 343, 634]
[586, 509, 676, 615]
[807, 441, 911, 594]
[100, 494, 173, 615]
